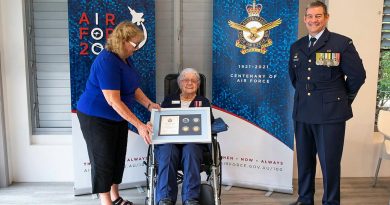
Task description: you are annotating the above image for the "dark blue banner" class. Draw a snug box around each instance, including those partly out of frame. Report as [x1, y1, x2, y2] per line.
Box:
[68, 0, 155, 124]
[213, 0, 298, 149]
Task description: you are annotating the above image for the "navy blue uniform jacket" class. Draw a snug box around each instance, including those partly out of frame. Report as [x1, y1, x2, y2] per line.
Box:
[289, 29, 366, 124]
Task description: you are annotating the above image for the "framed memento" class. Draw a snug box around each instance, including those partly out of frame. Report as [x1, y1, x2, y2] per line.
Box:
[150, 107, 212, 144]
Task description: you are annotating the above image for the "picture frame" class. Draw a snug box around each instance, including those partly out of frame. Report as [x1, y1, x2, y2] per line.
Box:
[150, 107, 212, 144]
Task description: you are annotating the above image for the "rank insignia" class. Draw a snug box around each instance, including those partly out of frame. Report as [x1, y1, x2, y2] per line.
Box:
[316, 52, 340, 67]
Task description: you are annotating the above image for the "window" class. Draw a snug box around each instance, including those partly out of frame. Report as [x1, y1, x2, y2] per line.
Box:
[25, 0, 71, 134]
[376, 0, 390, 128]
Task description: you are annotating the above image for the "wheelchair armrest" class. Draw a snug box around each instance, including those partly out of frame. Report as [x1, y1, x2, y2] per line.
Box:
[211, 117, 228, 134]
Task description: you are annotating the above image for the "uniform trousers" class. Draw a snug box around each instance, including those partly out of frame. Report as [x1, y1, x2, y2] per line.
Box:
[155, 144, 205, 203]
[295, 121, 345, 205]
[77, 111, 128, 194]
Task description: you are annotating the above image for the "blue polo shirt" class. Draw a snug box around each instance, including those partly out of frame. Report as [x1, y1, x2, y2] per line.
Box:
[77, 49, 140, 121]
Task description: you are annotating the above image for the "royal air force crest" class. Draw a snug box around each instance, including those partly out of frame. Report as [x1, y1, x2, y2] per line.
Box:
[228, 0, 282, 54]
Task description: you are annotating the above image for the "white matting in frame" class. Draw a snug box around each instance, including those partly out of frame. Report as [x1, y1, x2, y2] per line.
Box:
[150, 107, 212, 144]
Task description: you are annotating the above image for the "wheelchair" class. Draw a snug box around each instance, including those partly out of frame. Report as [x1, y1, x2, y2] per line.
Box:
[144, 73, 224, 205]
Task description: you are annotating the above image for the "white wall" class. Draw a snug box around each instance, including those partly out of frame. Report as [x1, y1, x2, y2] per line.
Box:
[155, 0, 174, 102]
[326, 0, 387, 177]
[0, 0, 11, 188]
[0, 0, 388, 183]
[182, 0, 213, 99]
[0, 0, 73, 182]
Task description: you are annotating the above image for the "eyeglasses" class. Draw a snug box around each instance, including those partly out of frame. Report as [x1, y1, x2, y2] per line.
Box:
[181, 79, 199, 84]
[129, 41, 139, 49]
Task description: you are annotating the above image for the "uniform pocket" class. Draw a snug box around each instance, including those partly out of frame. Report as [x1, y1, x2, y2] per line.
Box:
[322, 91, 350, 120]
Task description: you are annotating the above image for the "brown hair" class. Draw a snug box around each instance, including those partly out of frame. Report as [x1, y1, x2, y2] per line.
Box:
[306, 1, 328, 16]
[105, 21, 144, 56]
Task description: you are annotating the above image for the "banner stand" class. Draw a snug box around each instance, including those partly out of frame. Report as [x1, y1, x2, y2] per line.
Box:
[212, 0, 298, 193]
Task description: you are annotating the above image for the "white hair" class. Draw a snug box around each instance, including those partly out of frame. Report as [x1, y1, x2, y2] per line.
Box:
[177, 68, 200, 84]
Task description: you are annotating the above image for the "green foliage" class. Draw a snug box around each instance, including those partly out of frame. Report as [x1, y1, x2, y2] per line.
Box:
[377, 50, 390, 109]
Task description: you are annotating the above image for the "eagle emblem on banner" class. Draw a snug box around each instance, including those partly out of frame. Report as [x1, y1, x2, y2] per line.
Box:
[228, 0, 282, 54]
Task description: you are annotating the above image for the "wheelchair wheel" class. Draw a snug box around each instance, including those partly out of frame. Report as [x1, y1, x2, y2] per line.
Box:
[199, 183, 215, 205]
[145, 145, 156, 205]
[145, 146, 152, 188]
[216, 142, 222, 197]
[212, 140, 222, 198]
[206, 138, 222, 204]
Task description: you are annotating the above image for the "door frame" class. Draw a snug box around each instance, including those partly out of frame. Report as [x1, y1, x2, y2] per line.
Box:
[0, 51, 10, 188]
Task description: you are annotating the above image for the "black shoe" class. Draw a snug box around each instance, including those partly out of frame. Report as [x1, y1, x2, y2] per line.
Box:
[184, 199, 200, 205]
[158, 198, 174, 205]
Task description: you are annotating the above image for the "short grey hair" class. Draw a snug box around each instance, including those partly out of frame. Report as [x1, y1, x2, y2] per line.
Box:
[177, 68, 200, 84]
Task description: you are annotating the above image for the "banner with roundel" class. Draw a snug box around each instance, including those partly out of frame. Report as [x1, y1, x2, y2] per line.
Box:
[212, 0, 298, 193]
[68, 0, 155, 195]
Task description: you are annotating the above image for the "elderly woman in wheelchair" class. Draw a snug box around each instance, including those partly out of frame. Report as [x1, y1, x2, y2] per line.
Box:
[154, 68, 214, 205]
[146, 68, 227, 205]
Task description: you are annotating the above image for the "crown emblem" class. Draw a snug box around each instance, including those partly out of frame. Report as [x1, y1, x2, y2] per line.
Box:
[228, 0, 282, 54]
[246, 0, 262, 17]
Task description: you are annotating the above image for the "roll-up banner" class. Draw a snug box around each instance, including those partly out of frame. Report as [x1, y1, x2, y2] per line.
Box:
[212, 0, 298, 193]
[68, 0, 155, 195]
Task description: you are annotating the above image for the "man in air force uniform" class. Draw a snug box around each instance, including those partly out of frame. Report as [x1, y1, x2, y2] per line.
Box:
[288, 1, 366, 205]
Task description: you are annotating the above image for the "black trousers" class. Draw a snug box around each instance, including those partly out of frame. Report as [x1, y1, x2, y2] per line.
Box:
[77, 111, 128, 194]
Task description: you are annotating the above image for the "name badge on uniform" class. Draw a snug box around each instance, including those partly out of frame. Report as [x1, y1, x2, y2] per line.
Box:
[316, 52, 340, 67]
[172, 100, 180, 104]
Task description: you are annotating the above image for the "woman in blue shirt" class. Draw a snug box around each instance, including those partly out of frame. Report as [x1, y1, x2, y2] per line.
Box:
[77, 21, 160, 205]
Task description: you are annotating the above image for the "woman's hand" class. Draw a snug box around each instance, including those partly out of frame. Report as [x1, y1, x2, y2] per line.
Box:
[148, 102, 161, 112]
[136, 122, 153, 144]
[134, 89, 161, 112]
